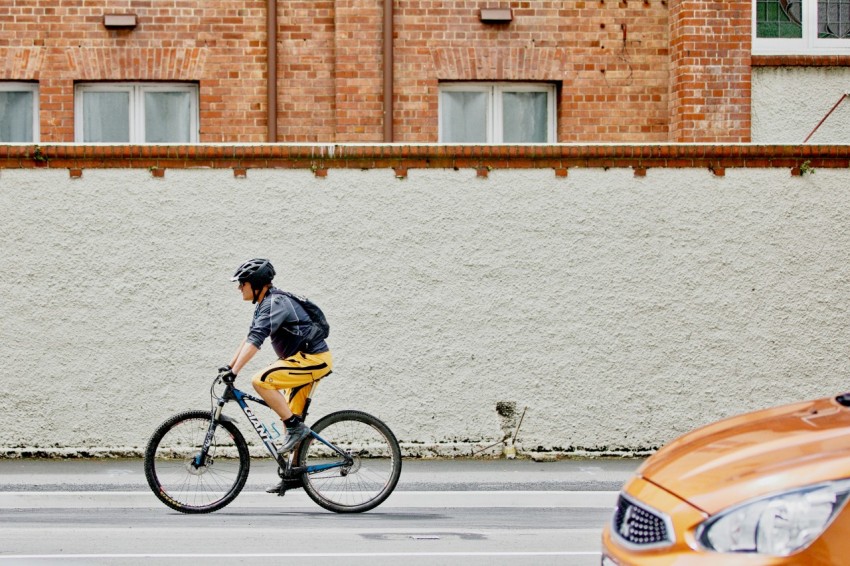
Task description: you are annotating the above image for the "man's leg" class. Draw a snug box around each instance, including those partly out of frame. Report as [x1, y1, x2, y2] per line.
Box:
[252, 352, 333, 494]
[253, 387, 294, 421]
[252, 351, 333, 452]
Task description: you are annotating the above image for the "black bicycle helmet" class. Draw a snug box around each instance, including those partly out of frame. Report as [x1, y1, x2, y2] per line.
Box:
[231, 258, 276, 303]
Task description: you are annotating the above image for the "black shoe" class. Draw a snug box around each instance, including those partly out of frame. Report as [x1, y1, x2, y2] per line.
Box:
[277, 422, 312, 454]
[266, 477, 304, 496]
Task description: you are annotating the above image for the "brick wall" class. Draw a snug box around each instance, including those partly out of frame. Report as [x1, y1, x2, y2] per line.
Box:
[0, 1, 755, 143]
[278, 1, 336, 142]
[0, 0, 269, 143]
[395, 0, 671, 142]
[334, 0, 384, 142]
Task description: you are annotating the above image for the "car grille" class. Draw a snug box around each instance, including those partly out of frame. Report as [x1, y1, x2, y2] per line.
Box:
[612, 495, 673, 547]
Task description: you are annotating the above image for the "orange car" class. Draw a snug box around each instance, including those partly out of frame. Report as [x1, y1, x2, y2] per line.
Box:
[602, 394, 850, 565]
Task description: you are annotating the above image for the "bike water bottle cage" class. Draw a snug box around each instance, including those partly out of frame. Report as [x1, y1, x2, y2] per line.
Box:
[232, 258, 276, 304]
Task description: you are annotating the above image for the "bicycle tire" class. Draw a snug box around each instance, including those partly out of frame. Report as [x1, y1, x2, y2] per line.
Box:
[144, 410, 250, 514]
[298, 410, 402, 513]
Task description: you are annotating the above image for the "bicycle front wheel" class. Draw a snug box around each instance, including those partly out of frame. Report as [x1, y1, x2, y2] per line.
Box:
[299, 410, 402, 513]
[144, 410, 250, 514]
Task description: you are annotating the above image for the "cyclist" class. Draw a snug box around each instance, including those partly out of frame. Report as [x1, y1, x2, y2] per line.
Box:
[218, 258, 332, 490]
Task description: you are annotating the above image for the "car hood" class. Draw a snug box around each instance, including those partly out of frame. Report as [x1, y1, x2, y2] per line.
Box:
[639, 396, 850, 514]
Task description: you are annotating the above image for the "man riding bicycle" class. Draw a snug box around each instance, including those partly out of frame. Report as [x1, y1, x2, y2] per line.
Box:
[218, 258, 332, 492]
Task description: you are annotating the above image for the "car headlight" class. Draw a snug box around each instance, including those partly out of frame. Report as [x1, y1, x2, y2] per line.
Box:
[698, 479, 850, 556]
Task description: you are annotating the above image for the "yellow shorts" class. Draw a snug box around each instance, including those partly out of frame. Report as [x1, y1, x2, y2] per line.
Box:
[252, 350, 333, 416]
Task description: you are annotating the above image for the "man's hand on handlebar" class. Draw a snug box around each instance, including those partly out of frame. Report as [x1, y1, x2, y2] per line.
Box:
[217, 365, 237, 383]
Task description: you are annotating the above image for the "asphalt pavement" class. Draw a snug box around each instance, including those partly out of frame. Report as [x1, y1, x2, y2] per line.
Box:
[0, 457, 641, 509]
[0, 457, 640, 564]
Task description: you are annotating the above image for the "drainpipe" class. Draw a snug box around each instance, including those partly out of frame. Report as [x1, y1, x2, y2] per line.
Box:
[803, 92, 849, 143]
[267, 0, 278, 142]
[383, 0, 393, 142]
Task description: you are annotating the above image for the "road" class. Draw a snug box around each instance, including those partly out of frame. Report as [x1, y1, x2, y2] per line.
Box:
[0, 458, 639, 565]
[1, 505, 608, 565]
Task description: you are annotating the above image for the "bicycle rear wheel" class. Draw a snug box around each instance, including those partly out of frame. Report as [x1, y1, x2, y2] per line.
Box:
[298, 410, 402, 513]
[144, 410, 250, 514]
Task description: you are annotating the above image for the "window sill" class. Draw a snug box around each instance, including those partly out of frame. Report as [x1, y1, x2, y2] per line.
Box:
[752, 54, 850, 67]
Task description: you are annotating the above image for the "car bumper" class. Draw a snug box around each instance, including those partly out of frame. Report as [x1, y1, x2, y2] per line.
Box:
[601, 475, 704, 565]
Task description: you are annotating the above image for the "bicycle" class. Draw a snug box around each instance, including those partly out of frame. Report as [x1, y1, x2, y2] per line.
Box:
[143, 372, 402, 514]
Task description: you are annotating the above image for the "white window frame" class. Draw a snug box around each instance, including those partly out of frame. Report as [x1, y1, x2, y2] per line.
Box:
[74, 82, 199, 143]
[439, 82, 557, 143]
[0, 82, 39, 143]
[753, 0, 850, 54]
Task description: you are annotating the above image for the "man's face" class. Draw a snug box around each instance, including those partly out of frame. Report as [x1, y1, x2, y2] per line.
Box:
[239, 281, 253, 301]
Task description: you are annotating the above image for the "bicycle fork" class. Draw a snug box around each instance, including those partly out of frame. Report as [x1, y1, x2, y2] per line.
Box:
[192, 399, 227, 469]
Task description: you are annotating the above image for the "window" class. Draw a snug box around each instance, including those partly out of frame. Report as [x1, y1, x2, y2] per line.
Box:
[75, 83, 199, 143]
[439, 83, 556, 143]
[0, 82, 38, 142]
[754, 0, 850, 53]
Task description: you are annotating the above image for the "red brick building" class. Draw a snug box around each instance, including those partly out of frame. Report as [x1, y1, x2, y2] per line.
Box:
[0, 1, 842, 145]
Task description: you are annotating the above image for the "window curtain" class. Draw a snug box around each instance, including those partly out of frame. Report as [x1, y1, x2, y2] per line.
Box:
[441, 91, 487, 143]
[0, 91, 34, 142]
[83, 91, 130, 142]
[502, 91, 548, 143]
[145, 91, 192, 143]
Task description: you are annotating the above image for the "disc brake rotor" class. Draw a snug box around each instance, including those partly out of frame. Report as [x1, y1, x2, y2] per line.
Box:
[185, 456, 212, 476]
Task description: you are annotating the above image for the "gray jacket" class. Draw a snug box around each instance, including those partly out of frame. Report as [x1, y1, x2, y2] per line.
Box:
[246, 288, 329, 359]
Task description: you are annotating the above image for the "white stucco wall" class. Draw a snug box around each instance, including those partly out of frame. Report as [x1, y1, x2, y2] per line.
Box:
[3, 165, 850, 457]
[753, 67, 850, 144]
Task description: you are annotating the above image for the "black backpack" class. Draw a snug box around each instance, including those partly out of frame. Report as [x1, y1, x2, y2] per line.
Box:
[278, 290, 330, 348]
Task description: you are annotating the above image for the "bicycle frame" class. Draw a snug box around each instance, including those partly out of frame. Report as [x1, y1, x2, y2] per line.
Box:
[193, 377, 352, 478]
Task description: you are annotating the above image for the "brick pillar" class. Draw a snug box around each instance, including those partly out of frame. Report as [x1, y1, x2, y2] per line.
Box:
[668, 0, 752, 142]
[39, 46, 74, 142]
